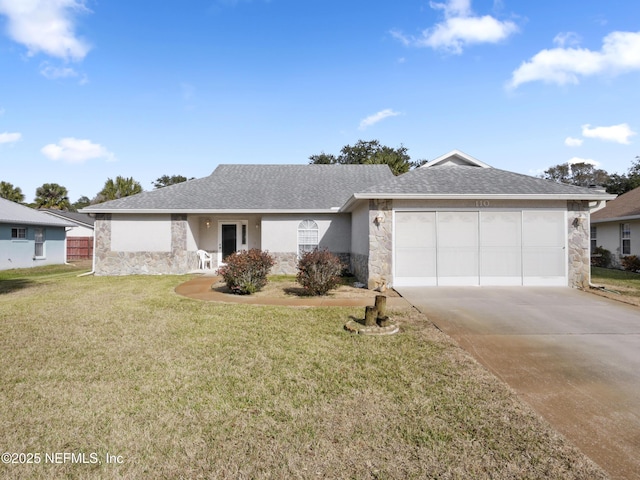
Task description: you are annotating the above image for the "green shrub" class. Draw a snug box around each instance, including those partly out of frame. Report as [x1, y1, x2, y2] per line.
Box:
[217, 249, 274, 295]
[621, 255, 640, 273]
[591, 246, 612, 268]
[296, 249, 343, 296]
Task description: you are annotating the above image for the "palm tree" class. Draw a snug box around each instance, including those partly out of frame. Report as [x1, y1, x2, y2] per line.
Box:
[34, 183, 70, 210]
[93, 176, 143, 203]
[0, 181, 25, 203]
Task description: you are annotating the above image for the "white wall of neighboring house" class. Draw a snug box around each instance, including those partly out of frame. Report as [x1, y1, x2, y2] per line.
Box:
[66, 224, 94, 237]
[593, 219, 640, 262]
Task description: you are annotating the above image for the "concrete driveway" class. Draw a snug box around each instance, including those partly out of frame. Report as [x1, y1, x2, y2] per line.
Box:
[396, 287, 640, 480]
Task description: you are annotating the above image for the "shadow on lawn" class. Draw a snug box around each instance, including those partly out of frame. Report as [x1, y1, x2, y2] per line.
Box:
[0, 279, 35, 294]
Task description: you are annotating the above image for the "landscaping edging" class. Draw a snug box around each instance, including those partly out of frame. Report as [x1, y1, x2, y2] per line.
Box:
[175, 275, 412, 308]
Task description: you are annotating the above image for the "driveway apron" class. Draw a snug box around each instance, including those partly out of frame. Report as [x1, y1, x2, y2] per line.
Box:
[396, 286, 640, 480]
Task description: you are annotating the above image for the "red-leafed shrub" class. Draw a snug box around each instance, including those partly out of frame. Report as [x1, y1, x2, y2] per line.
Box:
[217, 249, 274, 295]
[591, 246, 612, 268]
[621, 255, 640, 273]
[296, 249, 344, 296]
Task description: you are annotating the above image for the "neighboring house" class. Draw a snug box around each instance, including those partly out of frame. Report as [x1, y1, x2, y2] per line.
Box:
[40, 209, 95, 260]
[0, 198, 75, 270]
[81, 150, 614, 288]
[590, 186, 640, 267]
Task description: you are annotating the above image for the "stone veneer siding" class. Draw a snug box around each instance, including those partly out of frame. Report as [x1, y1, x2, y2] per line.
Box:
[366, 199, 393, 290]
[567, 200, 591, 289]
[350, 253, 369, 285]
[94, 214, 196, 275]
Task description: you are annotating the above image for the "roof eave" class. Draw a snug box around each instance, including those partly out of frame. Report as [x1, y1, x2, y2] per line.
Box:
[81, 208, 344, 215]
[591, 214, 640, 224]
[0, 219, 75, 228]
[340, 192, 617, 212]
[348, 192, 616, 202]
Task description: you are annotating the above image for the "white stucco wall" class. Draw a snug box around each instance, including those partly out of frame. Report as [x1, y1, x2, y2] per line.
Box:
[350, 201, 370, 256]
[66, 224, 94, 237]
[593, 219, 640, 260]
[110, 214, 172, 252]
[261, 214, 351, 253]
[186, 216, 199, 251]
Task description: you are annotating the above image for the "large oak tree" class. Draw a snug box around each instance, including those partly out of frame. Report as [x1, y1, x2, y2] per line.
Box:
[309, 140, 425, 176]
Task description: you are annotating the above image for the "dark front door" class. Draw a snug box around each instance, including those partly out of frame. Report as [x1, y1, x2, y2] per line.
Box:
[221, 224, 237, 261]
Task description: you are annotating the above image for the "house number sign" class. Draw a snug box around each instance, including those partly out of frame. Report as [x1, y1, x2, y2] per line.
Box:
[475, 200, 491, 207]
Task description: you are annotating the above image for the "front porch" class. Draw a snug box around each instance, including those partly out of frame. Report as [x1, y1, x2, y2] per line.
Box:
[190, 214, 262, 270]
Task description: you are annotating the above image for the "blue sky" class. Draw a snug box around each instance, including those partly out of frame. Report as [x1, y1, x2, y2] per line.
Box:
[1, 0, 639, 203]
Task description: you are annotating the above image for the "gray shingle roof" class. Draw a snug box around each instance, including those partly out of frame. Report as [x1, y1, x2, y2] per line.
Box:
[83, 164, 395, 212]
[40, 209, 95, 227]
[356, 165, 614, 198]
[0, 198, 75, 227]
[591, 186, 640, 221]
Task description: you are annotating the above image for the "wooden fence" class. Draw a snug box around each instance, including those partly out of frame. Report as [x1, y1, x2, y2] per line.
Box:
[67, 237, 94, 260]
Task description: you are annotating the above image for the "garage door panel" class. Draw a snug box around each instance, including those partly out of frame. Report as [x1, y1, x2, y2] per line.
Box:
[522, 248, 566, 274]
[480, 248, 522, 285]
[395, 247, 437, 278]
[480, 211, 522, 284]
[480, 211, 522, 246]
[395, 212, 437, 285]
[523, 211, 565, 247]
[437, 212, 479, 285]
[522, 211, 566, 284]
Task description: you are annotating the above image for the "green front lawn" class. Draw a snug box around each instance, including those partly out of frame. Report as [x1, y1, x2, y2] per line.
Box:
[0, 265, 606, 479]
[591, 266, 640, 305]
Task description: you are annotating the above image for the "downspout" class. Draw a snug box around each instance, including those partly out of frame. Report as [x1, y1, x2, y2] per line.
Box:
[78, 226, 96, 277]
[64, 227, 72, 265]
[587, 199, 607, 290]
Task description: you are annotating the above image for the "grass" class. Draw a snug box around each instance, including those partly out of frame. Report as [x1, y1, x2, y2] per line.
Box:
[591, 266, 640, 305]
[0, 265, 607, 479]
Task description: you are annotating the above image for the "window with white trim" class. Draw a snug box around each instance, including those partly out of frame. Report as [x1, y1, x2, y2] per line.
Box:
[621, 223, 631, 255]
[297, 220, 318, 257]
[34, 228, 45, 258]
[11, 227, 26, 239]
[590, 225, 597, 253]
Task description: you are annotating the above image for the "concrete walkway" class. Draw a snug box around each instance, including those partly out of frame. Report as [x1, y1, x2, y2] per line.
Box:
[175, 275, 412, 308]
[396, 286, 640, 480]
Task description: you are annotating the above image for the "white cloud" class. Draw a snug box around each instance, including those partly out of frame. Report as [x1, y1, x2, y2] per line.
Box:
[39, 63, 89, 83]
[0, 132, 22, 144]
[0, 0, 91, 61]
[564, 136, 583, 147]
[568, 157, 600, 167]
[41, 137, 115, 164]
[358, 109, 401, 130]
[581, 123, 637, 144]
[508, 31, 640, 89]
[392, 0, 518, 54]
[40, 63, 78, 79]
[553, 32, 581, 48]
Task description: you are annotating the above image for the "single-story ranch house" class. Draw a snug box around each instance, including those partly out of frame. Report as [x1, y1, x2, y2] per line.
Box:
[82, 150, 614, 288]
[1, 197, 75, 270]
[591, 186, 640, 267]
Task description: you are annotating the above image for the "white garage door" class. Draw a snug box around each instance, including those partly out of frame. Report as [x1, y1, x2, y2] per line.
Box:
[394, 210, 566, 287]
